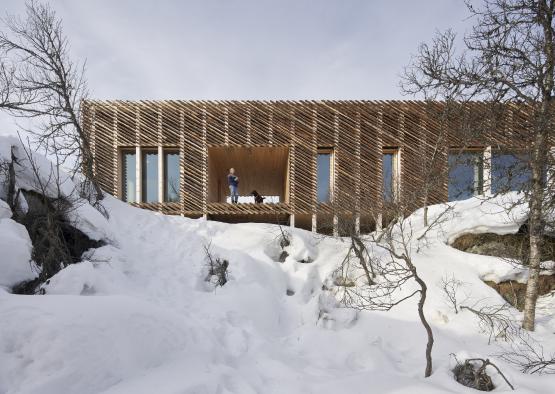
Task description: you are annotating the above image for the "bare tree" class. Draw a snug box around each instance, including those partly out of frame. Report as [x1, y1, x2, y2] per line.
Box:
[332, 202, 454, 378]
[439, 275, 468, 314]
[0, 1, 103, 206]
[460, 302, 521, 344]
[497, 330, 555, 374]
[402, 0, 555, 331]
[203, 242, 229, 288]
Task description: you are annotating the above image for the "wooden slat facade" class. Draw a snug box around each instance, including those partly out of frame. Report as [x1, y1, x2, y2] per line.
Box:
[82, 100, 530, 230]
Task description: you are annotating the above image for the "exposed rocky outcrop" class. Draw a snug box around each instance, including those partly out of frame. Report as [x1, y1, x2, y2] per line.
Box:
[451, 226, 555, 264]
[451, 227, 555, 310]
[485, 276, 555, 311]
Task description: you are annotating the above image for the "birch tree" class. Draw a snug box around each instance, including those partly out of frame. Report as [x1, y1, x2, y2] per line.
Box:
[0, 1, 103, 206]
[402, 0, 555, 331]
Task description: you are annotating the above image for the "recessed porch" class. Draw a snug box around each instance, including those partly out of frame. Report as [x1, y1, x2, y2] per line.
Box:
[207, 145, 290, 205]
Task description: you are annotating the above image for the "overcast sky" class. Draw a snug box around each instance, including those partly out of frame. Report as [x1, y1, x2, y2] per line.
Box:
[1, 0, 470, 136]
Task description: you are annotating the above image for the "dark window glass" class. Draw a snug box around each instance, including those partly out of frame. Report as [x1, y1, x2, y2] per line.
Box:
[383, 153, 395, 202]
[317, 151, 332, 203]
[164, 152, 180, 202]
[142, 152, 159, 203]
[492, 153, 530, 194]
[122, 152, 136, 203]
[448, 151, 484, 201]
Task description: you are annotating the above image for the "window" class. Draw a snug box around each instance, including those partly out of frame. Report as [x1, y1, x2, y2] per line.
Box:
[492, 152, 530, 194]
[383, 148, 399, 202]
[448, 150, 484, 201]
[317, 148, 333, 203]
[142, 151, 159, 203]
[164, 151, 180, 202]
[122, 151, 136, 203]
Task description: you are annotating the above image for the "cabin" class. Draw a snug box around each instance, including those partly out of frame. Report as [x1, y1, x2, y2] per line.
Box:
[82, 100, 534, 234]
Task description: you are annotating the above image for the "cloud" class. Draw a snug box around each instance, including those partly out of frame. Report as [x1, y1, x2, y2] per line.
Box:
[0, 0, 469, 136]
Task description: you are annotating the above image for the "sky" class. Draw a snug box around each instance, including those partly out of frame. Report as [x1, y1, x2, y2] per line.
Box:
[0, 0, 471, 136]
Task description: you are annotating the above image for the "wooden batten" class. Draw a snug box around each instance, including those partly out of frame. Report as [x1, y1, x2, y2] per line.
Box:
[82, 100, 534, 223]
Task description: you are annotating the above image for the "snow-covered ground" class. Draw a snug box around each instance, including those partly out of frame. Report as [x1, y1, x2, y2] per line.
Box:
[1, 136, 555, 393]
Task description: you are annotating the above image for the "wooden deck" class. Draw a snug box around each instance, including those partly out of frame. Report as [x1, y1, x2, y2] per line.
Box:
[206, 202, 291, 215]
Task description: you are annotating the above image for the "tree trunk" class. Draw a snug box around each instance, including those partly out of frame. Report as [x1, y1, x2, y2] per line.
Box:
[414, 272, 434, 377]
[524, 0, 555, 332]
[522, 129, 547, 331]
[7, 146, 17, 211]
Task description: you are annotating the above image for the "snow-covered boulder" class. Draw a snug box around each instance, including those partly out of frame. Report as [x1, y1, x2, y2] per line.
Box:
[0, 199, 11, 219]
[0, 135, 113, 243]
[0, 215, 37, 289]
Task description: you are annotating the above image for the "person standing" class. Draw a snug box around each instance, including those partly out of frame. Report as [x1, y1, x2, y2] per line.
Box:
[227, 168, 239, 204]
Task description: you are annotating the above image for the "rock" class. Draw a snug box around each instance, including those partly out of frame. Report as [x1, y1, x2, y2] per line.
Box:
[451, 232, 555, 263]
[485, 275, 555, 310]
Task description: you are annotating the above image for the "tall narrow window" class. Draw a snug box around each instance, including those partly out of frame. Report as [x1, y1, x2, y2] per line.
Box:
[142, 151, 159, 203]
[492, 152, 530, 194]
[317, 148, 333, 203]
[164, 151, 180, 202]
[121, 151, 136, 203]
[448, 150, 484, 201]
[383, 148, 399, 202]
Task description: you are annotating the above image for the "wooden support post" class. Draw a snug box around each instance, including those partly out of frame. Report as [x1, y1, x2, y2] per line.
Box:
[333, 215, 338, 237]
[135, 146, 141, 203]
[157, 106, 163, 209]
[246, 107, 252, 145]
[290, 214, 295, 228]
[179, 109, 185, 215]
[377, 108, 384, 233]
[224, 107, 229, 145]
[91, 106, 96, 176]
[158, 146, 164, 205]
[355, 111, 361, 235]
[483, 146, 492, 196]
[268, 107, 273, 145]
[311, 106, 318, 234]
[202, 105, 208, 218]
[112, 106, 118, 197]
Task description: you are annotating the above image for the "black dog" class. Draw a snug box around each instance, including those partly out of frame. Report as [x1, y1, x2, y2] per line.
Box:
[251, 190, 265, 204]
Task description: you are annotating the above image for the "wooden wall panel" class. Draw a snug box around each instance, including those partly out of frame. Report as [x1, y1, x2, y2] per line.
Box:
[82, 100, 531, 223]
[161, 104, 181, 146]
[228, 104, 248, 145]
[335, 104, 358, 213]
[292, 105, 313, 213]
[116, 105, 136, 146]
[271, 103, 293, 145]
[250, 103, 272, 145]
[139, 107, 158, 146]
[359, 105, 381, 213]
[182, 105, 203, 214]
[93, 107, 115, 194]
[316, 105, 335, 147]
[206, 104, 226, 146]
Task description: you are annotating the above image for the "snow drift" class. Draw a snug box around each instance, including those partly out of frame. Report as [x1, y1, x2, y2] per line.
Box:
[1, 135, 554, 393]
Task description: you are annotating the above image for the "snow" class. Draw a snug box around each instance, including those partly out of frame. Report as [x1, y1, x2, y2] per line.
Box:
[0, 215, 36, 289]
[0, 136, 113, 242]
[0, 197, 36, 290]
[1, 138, 555, 393]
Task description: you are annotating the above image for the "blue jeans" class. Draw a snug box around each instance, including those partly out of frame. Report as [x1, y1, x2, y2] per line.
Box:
[229, 185, 238, 203]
